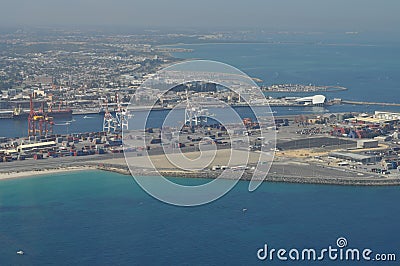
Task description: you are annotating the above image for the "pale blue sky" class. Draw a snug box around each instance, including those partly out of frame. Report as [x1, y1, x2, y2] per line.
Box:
[0, 0, 399, 31]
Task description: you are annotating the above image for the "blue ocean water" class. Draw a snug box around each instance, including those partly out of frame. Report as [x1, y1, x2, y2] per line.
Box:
[0, 114, 104, 138]
[171, 42, 400, 103]
[0, 170, 399, 265]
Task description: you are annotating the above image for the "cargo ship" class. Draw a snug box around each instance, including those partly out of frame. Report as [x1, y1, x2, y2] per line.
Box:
[0, 110, 13, 119]
[13, 106, 73, 120]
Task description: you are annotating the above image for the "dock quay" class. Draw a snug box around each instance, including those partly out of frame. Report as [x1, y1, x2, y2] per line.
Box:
[262, 84, 348, 93]
[342, 100, 400, 107]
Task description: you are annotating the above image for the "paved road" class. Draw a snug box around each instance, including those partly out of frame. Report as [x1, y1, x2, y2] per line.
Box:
[277, 137, 356, 150]
[270, 161, 377, 179]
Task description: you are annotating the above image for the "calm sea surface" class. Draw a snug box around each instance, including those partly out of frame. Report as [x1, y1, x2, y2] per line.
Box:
[0, 170, 399, 265]
[172, 42, 400, 103]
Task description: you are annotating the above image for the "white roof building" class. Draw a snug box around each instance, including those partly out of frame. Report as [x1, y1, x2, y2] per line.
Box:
[295, 95, 326, 106]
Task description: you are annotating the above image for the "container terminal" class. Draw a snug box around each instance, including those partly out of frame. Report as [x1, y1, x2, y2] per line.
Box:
[1, 83, 399, 182]
[1, 92, 400, 185]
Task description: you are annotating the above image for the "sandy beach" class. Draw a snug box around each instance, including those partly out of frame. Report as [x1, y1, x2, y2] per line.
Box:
[0, 166, 93, 181]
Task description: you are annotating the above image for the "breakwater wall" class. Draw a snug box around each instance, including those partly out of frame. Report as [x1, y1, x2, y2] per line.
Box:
[93, 163, 400, 187]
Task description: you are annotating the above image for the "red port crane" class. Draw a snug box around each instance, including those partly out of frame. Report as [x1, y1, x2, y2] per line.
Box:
[28, 94, 54, 137]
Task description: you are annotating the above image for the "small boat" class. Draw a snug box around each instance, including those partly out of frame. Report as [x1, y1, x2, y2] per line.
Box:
[16, 250, 24, 255]
[242, 208, 248, 212]
[54, 122, 71, 126]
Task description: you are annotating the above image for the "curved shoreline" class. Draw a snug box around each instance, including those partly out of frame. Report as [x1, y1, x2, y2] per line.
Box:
[1, 163, 399, 186]
[0, 166, 91, 181]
